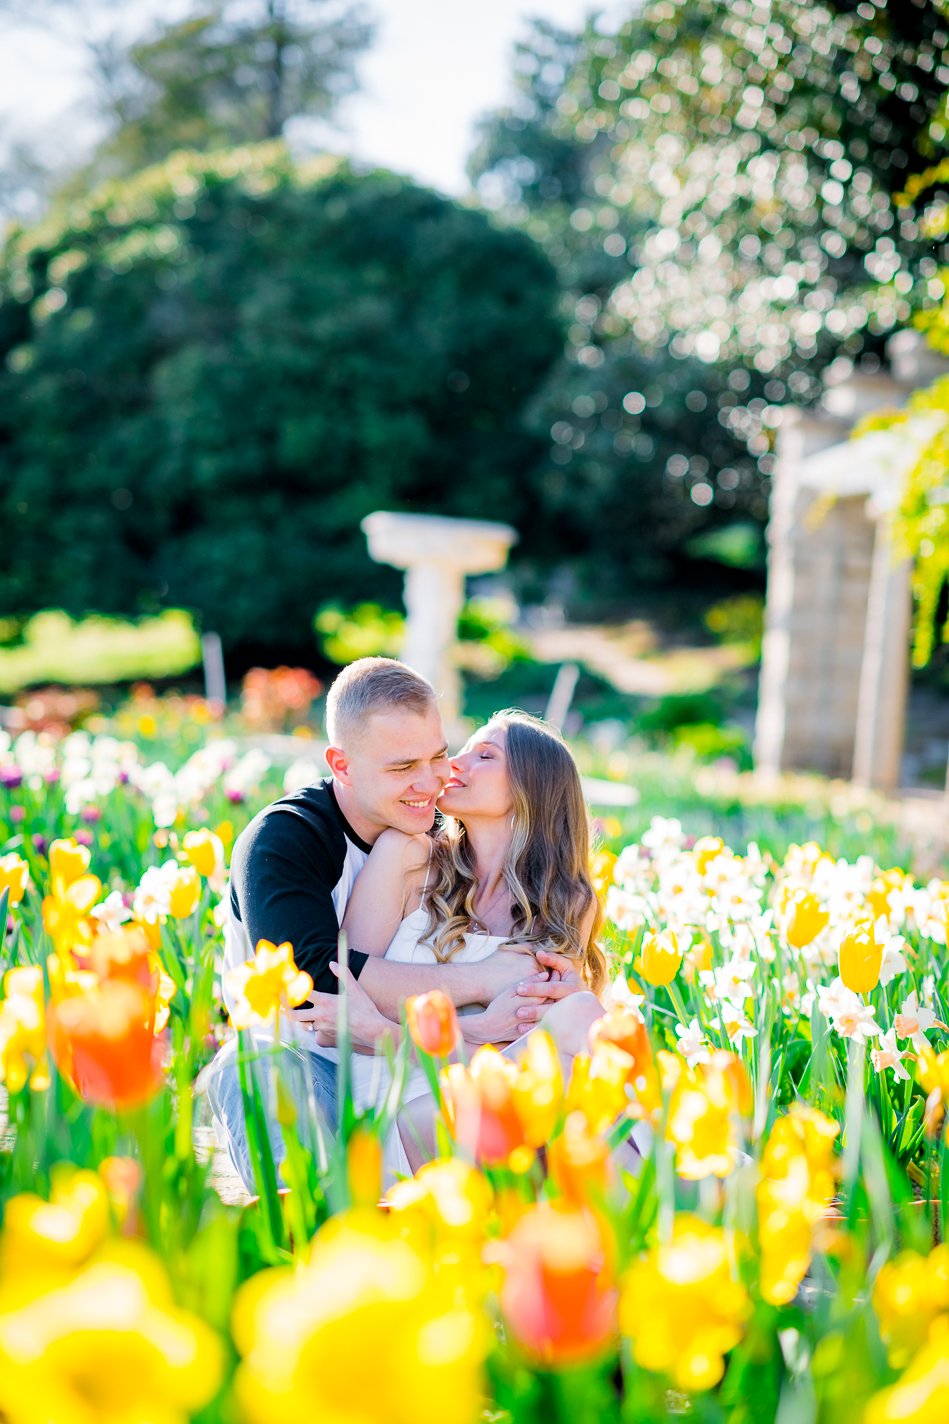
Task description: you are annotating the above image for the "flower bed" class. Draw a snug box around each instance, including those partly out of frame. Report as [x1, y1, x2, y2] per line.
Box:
[0, 721, 947, 1423]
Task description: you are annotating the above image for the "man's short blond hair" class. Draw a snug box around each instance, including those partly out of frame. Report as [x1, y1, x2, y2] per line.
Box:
[325, 657, 436, 745]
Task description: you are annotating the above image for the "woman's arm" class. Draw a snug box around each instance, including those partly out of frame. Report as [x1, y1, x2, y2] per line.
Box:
[340, 828, 432, 956]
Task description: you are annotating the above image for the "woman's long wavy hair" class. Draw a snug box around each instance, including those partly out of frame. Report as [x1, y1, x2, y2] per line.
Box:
[422, 710, 607, 994]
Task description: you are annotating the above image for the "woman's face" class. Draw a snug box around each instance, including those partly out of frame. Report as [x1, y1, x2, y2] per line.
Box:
[437, 723, 514, 821]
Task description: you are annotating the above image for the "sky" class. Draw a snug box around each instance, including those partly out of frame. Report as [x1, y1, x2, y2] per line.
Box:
[0, 0, 601, 198]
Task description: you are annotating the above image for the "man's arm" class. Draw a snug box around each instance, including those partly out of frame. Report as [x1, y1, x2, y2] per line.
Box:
[356, 950, 546, 1021]
[230, 805, 369, 995]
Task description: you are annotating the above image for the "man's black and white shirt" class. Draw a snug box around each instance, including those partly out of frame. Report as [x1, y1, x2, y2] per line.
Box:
[222, 779, 372, 1022]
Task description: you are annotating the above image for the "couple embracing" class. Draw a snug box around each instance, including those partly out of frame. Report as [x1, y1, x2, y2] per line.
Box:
[208, 656, 617, 1189]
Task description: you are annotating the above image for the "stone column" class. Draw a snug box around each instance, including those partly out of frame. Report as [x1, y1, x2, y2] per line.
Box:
[361, 512, 518, 730]
[852, 517, 913, 792]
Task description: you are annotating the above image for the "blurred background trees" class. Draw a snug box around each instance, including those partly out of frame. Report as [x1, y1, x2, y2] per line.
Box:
[0, 0, 948, 667]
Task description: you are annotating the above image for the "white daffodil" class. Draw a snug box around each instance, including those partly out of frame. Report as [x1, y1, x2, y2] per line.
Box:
[674, 1017, 711, 1067]
[893, 990, 942, 1052]
[871, 1028, 911, 1082]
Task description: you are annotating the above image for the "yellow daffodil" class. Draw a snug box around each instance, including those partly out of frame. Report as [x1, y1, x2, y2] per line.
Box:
[0, 1244, 223, 1424]
[693, 836, 725, 875]
[0, 966, 49, 1094]
[233, 1212, 486, 1424]
[873, 1244, 949, 1369]
[620, 1214, 750, 1391]
[225, 940, 313, 1030]
[41, 873, 102, 961]
[638, 928, 682, 987]
[0, 853, 30, 908]
[838, 916, 882, 994]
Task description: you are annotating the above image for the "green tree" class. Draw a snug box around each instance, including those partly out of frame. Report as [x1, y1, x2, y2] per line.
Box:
[0, 146, 563, 658]
[96, 0, 373, 174]
[470, 1, 949, 604]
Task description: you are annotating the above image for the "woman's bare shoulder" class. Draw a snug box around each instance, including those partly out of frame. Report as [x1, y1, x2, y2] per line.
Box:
[371, 827, 433, 874]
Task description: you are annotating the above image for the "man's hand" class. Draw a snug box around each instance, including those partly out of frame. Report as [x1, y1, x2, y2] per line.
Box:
[287, 962, 399, 1051]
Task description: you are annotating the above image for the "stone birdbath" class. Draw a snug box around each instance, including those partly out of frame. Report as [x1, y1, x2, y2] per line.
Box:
[361, 511, 518, 730]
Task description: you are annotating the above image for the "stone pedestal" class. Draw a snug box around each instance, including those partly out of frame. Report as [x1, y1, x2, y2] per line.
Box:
[361, 512, 518, 728]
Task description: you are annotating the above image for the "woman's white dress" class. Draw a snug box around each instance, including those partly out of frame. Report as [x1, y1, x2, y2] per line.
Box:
[325, 907, 508, 1184]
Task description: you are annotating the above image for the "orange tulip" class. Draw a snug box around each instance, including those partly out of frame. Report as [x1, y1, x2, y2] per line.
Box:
[441, 1047, 530, 1171]
[497, 1203, 617, 1366]
[406, 990, 459, 1058]
[49, 979, 164, 1110]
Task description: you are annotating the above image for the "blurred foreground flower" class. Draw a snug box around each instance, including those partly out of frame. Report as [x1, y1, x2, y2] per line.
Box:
[406, 989, 459, 1057]
[49, 978, 164, 1110]
[0, 1245, 223, 1424]
[756, 1105, 839, 1306]
[0, 1166, 111, 1307]
[233, 1211, 486, 1424]
[0, 852, 30, 908]
[0, 966, 49, 1092]
[872, 1244, 949, 1368]
[665, 1051, 751, 1180]
[620, 1214, 750, 1391]
[865, 1316, 949, 1424]
[497, 1202, 617, 1367]
[225, 939, 313, 1030]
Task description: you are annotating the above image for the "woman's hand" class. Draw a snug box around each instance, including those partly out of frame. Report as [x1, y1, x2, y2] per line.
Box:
[287, 962, 399, 1051]
[463, 983, 536, 1047]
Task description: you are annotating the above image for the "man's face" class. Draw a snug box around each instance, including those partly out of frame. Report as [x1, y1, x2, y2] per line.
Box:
[337, 704, 450, 837]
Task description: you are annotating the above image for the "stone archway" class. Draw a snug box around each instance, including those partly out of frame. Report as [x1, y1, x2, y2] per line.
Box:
[754, 332, 949, 794]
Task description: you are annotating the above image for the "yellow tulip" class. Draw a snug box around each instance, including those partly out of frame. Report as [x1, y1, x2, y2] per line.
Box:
[665, 1052, 750, 1181]
[225, 940, 314, 1030]
[48, 838, 91, 889]
[783, 890, 830, 949]
[347, 1128, 383, 1209]
[181, 829, 225, 879]
[918, 1046, 949, 1136]
[639, 929, 682, 987]
[564, 1042, 633, 1136]
[0, 853, 30, 908]
[756, 1105, 839, 1306]
[590, 849, 617, 899]
[838, 917, 883, 994]
[233, 1213, 485, 1424]
[167, 866, 201, 920]
[0, 1166, 110, 1306]
[510, 1029, 564, 1148]
[0, 1245, 223, 1424]
[620, 1214, 750, 1391]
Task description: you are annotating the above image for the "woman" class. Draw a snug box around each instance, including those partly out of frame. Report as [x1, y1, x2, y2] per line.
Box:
[319, 709, 611, 1178]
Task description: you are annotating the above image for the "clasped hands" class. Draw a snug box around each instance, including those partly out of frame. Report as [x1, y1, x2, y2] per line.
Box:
[287, 947, 584, 1051]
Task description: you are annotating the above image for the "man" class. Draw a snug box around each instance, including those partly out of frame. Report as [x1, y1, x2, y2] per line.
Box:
[207, 656, 555, 1191]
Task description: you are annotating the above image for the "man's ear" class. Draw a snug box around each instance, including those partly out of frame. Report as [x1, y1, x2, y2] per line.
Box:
[324, 745, 351, 784]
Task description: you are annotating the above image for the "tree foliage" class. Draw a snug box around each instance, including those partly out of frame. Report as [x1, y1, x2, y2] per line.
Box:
[469, 1, 949, 602]
[0, 146, 563, 657]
